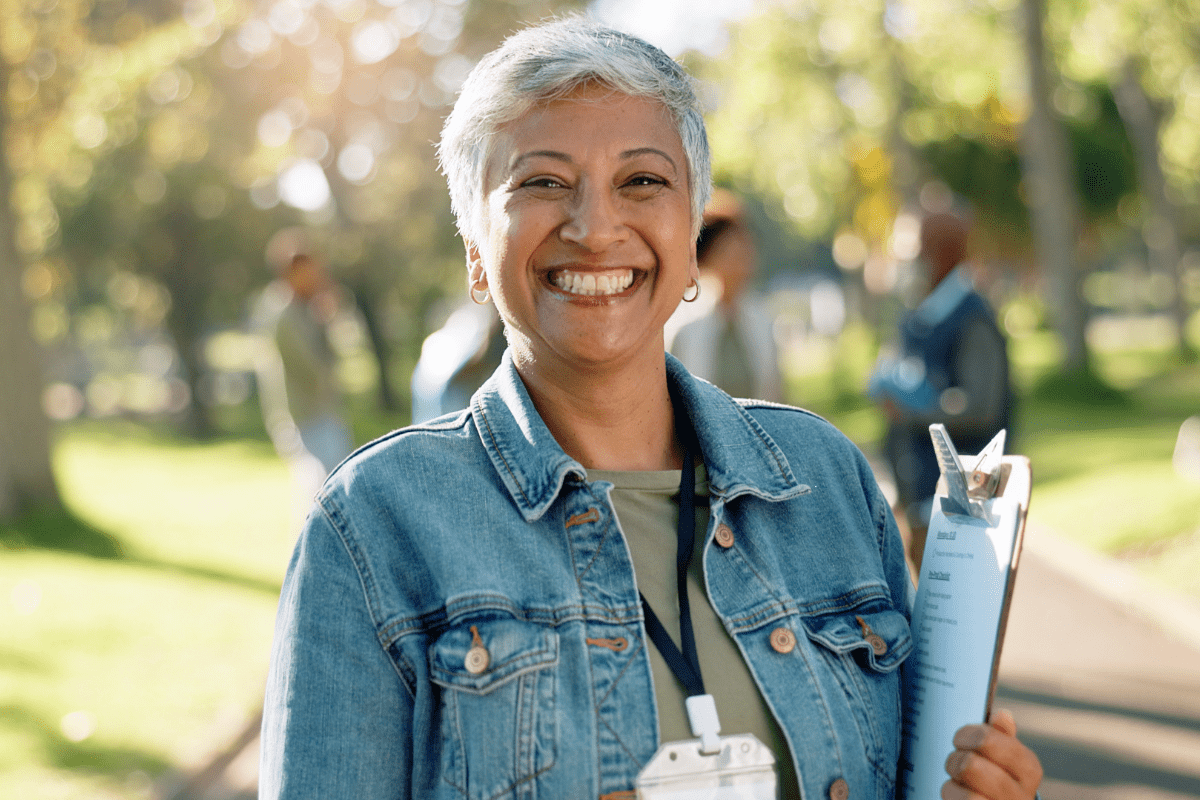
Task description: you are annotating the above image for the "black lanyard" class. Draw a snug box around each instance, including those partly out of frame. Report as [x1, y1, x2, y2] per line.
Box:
[639, 445, 707, 698]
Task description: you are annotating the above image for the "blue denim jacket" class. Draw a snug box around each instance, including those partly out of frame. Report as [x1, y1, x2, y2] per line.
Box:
[261, 353, 915, 800]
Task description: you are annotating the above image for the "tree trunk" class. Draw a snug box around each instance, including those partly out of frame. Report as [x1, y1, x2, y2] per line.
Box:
[1112, 59, 1191, 356]
[350, 284, 399, 412]
[163, 203, 216, 438]
[1018, 0, 1090, 373]
[0, 65, 60, 519]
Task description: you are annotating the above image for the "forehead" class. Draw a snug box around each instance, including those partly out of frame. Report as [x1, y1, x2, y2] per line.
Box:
[486, 85, 684, 178]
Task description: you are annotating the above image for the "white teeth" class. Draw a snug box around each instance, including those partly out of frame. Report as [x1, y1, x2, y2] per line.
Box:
[552, 269, 634, 296]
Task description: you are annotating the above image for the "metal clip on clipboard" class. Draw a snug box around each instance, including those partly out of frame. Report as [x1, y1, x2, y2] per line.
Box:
[929, 424, 1007, 519]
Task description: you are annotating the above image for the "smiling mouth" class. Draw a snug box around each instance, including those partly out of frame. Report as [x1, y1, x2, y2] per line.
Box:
[549, 269, 636, 297]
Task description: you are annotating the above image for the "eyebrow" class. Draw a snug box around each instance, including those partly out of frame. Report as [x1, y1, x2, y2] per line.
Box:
[509, 147, 679, 172]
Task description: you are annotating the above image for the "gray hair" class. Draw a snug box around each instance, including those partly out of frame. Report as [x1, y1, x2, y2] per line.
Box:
[437, 16, 712, 245]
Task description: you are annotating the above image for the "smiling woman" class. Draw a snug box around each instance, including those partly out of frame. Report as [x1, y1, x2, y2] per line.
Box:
[258, 15, 1043, 800]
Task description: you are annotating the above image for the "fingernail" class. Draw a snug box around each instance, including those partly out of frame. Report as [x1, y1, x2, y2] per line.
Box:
[945, 751, 966, 777]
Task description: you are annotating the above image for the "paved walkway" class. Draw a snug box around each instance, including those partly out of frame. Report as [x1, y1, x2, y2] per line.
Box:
[997, 525, 1200, 800]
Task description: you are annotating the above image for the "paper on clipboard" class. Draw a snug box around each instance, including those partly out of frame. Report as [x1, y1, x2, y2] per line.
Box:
[897, 425, 1031, 800]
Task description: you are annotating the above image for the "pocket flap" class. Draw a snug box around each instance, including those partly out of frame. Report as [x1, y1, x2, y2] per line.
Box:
[430, 618, 558, 695]
[799, 607, 912, 673]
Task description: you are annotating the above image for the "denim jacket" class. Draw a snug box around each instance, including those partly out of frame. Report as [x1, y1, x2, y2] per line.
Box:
[260, 353, 915, 800]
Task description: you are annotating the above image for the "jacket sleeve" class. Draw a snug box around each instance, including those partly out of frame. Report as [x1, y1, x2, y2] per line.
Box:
[260, 505, 413, 800]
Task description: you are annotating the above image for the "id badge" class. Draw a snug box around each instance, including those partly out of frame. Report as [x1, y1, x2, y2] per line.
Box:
[635, 733, 778, 800]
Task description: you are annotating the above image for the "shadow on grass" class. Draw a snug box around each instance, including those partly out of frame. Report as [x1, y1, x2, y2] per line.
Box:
[0, 703, 172, 778]
[1, 507, 281, 596]
[0, 506, 124, 559]
[1028, 368, 1134, 409]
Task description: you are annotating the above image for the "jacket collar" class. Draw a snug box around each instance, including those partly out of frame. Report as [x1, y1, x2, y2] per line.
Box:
[472, 351, 808, 522]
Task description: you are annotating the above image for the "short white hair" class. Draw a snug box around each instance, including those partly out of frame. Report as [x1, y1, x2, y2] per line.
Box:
[437, 16, 712, 245]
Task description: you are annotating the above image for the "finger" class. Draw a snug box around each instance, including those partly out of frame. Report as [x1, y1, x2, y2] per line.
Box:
[949, 719, 1043, 798]
[944, 744, 1028, 800]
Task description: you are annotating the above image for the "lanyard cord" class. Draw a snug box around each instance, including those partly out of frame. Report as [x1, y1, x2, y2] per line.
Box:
[639, 445, 706, 698]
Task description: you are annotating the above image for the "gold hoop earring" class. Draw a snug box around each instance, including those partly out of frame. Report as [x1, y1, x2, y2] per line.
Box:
[470, 284, 490, 305]
[682, 279, 701, 303]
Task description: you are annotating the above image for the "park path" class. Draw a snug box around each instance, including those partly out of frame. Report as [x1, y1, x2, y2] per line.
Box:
[160, 525, 1200, 800]
[996, 524, 1200, 800]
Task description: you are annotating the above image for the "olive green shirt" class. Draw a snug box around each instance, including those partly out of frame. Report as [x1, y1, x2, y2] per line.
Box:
[590, 465, 800, 798]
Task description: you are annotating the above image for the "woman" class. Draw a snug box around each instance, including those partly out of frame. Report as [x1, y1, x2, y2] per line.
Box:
[260, 17, 1042, 800]
[669, 189, 785, 403]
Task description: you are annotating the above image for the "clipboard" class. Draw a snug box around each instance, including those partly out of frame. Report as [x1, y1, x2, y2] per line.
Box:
[897, 425, 1031, 800]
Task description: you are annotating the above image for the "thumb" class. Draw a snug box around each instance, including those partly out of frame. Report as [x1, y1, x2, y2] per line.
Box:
[988, 707, 1017, 737]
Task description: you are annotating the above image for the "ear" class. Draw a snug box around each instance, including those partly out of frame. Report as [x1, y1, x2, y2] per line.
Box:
[688, 239, 700, 287]
[464, 241, 487, 288]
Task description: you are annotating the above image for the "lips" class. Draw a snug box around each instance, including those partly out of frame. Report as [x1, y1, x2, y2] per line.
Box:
[549, 268, 636, 297]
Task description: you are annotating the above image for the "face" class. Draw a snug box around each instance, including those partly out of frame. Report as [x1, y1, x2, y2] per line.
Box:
[701, 225, 756, 302]
[467, 84, 697, 378]
[286, 255, 325, 299]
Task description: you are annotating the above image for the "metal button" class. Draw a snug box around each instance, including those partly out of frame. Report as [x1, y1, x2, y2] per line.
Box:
[855, 615, 887, 657]
[829, 777, 849, 800]
[465, 624, 489, 674]
[769, 627, 796, 654]
[464, 645, 489, 674]
[714, 524, 735, 548]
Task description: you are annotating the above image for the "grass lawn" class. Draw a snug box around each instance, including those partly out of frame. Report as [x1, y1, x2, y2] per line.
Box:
[1, 423, 296, 800]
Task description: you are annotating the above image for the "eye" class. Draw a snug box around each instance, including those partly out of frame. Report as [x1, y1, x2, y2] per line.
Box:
[626, 174, 666, 188]
[520, 176, 568, 190]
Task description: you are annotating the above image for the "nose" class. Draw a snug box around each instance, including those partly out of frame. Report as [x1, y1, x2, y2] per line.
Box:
[559, 181, 627, 252]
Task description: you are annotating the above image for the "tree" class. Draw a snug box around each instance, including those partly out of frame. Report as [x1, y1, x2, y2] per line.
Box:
[1018, 0, 1089, 373]
[1057, 0, 1199, 358]
[0, 56, 59, 518]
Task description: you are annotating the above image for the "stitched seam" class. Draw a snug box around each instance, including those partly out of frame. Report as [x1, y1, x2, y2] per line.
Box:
[476, 404, 534, 509]
[316, 493, 418, 697]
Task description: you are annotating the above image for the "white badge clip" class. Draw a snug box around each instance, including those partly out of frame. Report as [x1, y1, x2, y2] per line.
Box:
[686, 694, 722, 755]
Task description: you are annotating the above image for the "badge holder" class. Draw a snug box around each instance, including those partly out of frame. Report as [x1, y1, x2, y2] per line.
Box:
[635, 695, 778, 799]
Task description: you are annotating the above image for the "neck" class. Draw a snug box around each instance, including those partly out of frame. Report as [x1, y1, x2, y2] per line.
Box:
[513, 348, 683, 472]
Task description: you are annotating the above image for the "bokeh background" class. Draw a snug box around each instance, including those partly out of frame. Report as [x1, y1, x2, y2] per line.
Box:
[2, 0, 1199, 798]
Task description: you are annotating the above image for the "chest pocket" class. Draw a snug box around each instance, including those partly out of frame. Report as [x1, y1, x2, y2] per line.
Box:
[798, 603, 913, 773]
[429, 618, 558, 800]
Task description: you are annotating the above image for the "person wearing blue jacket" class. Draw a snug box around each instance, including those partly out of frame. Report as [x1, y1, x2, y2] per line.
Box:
[869, 211, 1014, 565]
[260, 17, 1040, 800]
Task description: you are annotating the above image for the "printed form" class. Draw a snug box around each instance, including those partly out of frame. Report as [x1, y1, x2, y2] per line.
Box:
[898, 437, 1031, 800]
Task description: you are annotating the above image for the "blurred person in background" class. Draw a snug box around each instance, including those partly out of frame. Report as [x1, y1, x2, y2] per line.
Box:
[868, 209, 1014, 566]
[409, 297, 506, 424]
[252, 230, 355, 507]
[669, 189, 784, 402]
